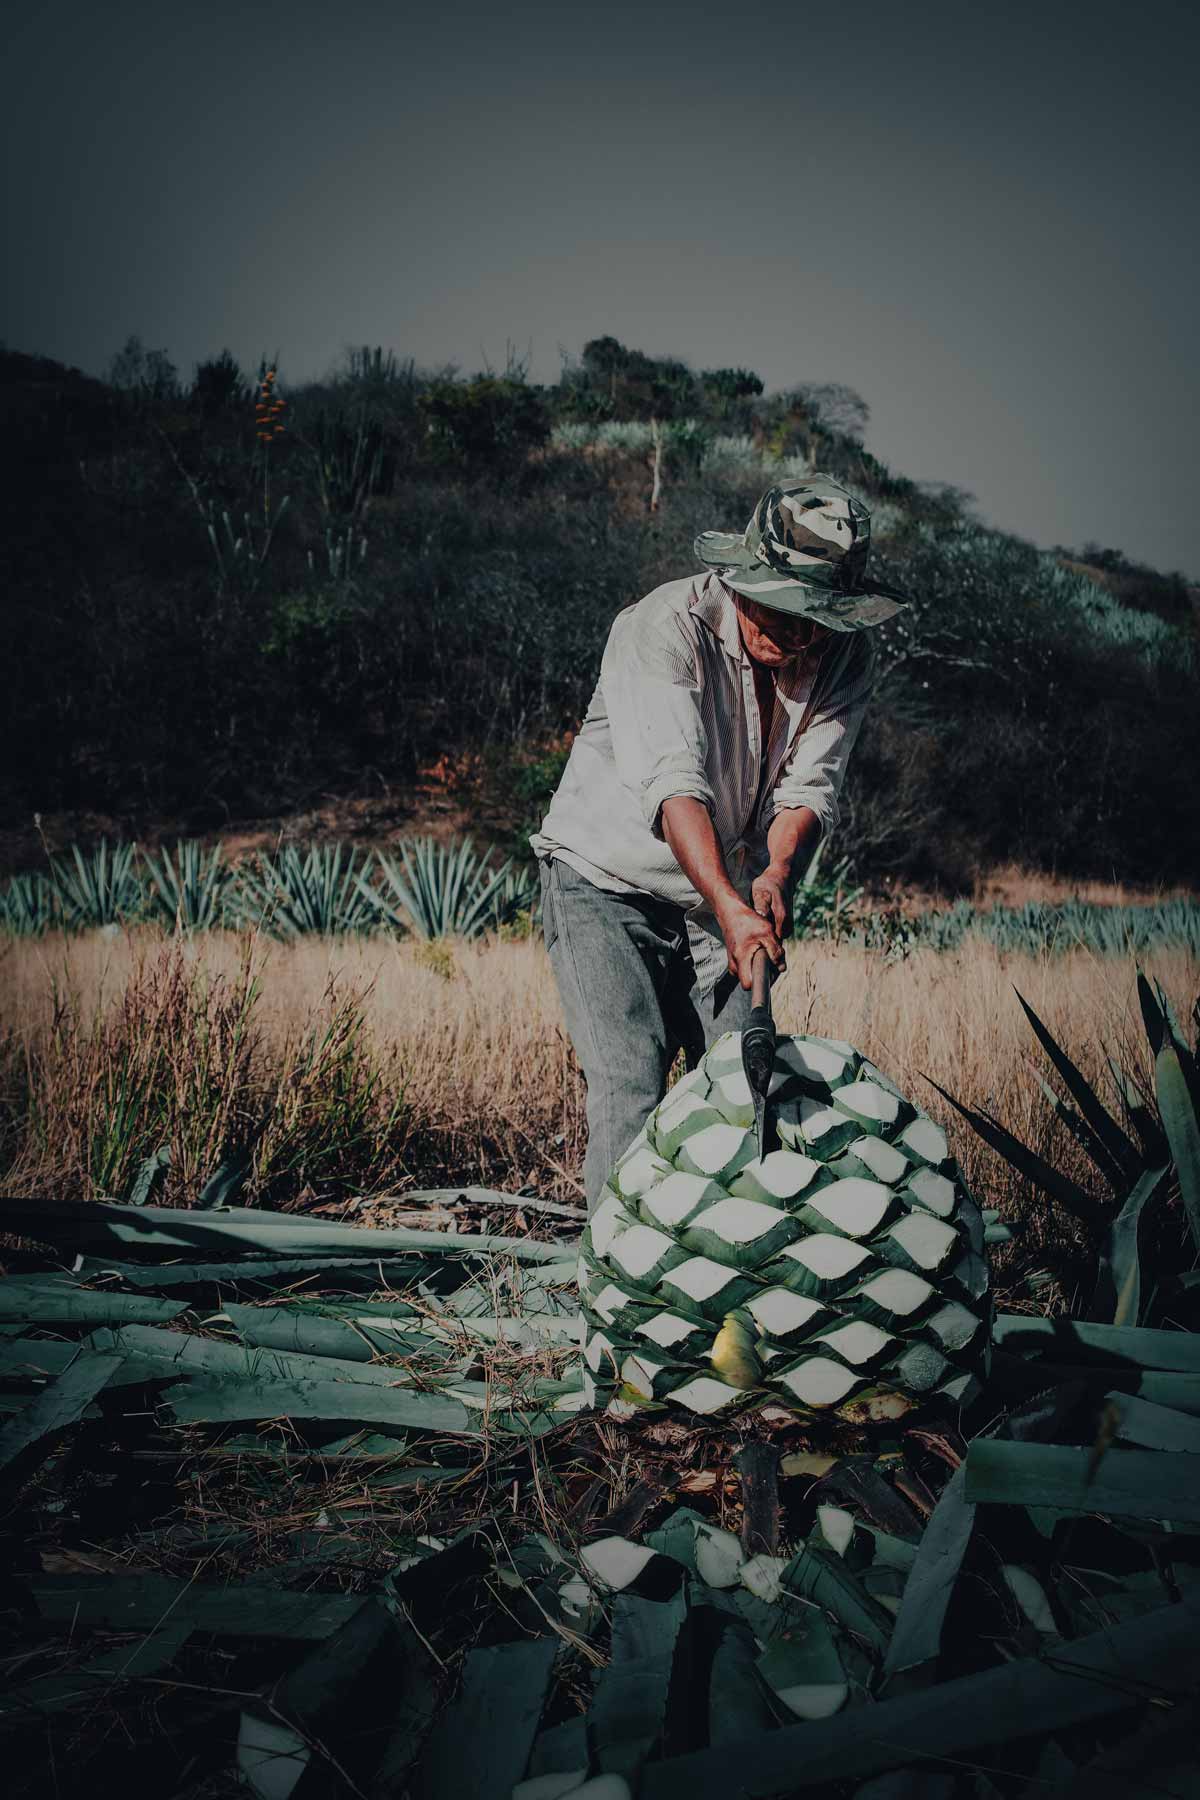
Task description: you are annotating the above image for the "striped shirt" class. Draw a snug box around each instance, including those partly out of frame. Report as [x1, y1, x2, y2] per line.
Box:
[530, 571, 876, 995]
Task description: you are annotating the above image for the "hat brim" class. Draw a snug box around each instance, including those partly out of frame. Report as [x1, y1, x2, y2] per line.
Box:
[694, 529, 911, 629]
[717, 568, 910, 629]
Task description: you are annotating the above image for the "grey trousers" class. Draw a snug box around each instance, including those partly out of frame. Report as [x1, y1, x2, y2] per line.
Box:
[540, 856, 752, 1212]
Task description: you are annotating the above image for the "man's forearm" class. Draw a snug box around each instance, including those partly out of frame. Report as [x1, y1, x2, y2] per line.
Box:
[661, 794, 793, 985]
[765, 807, 823, 884]
[659, 797, 741, 915]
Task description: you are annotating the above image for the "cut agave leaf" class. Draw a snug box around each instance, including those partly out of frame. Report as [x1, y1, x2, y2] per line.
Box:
[581, 1537, 659, 1592]
[637, 1591, 1200, 1798]
[694, 1522, 745, 1588]
[411, 1638, 560, 1800]
[964, 1441, 1200, 1526]
[882, 1463, 974, 1680]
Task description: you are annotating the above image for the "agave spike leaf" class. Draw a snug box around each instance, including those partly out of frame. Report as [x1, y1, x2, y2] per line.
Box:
[1014, 990, 1141, 1190]
[1032, 1073, 1125, 1188]
[964, 1440, 1200, 1526]
[0, 871, 59, 935]
[142, 840, 229, 931]
[229, 843, 377, 937]
[923, 1075, 1108, 1231]
[881, 1462, 973, 1679]
[365, 837, 530, 940]
[1153, 1042, 1200, 1259]
[1089, 1165, 1170, 1328]
[49, 838, 143, 928]
[1105, 1056, 1168, 1165]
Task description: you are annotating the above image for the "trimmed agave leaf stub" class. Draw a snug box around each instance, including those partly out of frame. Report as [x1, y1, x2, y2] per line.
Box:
[578, 1030, 991, 1420]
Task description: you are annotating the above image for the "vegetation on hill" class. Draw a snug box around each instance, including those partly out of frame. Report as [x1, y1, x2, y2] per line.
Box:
[2, 335, 1197, 890]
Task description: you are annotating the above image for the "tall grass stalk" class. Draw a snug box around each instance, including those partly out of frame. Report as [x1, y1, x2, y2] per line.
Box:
[4, 931, 1197, 1289]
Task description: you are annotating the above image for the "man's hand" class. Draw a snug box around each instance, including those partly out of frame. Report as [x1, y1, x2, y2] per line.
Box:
[750, 864, 794, 940]
[717, 894, 785, 989]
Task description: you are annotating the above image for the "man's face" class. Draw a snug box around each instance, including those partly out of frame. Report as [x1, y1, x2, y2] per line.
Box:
[734, 594, 832, 668]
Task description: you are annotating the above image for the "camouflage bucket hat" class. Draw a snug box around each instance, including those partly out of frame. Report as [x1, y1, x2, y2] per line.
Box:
[694, 473, 913, 630]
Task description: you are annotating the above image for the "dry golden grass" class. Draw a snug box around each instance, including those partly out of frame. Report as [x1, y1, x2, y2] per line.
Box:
[2, 927, 1196, 1299]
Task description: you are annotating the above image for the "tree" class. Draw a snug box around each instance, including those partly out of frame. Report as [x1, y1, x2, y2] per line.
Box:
[189, 348, 250, 418]
[106, 333, 179, 403]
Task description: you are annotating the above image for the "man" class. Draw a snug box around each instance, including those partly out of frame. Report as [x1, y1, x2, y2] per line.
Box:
[530, 473, 912, 1211]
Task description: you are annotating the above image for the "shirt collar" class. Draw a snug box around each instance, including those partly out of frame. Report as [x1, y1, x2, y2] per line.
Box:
[691, 572, 830, 706]
[690, 573, 749, 663]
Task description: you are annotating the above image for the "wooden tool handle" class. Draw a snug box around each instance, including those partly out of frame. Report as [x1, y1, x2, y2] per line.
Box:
[751, 945, 772, 1012]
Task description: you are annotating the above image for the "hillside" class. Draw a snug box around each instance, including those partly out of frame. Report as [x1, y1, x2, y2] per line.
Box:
[3, 338, 1197, 892]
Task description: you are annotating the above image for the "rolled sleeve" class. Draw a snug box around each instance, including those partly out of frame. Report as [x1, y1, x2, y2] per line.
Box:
[764, 633, 876, 838]
[601, 600, 717, 837]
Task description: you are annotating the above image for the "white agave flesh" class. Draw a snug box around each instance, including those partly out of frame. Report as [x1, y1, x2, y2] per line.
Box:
[665, 1063, 709, 1103]
[899, 1117, 949, 1164]
[694, 1523, 745, 1587]
[677, 1121, 756, 1183]
[884, 1211, 959, 1271]
[662, 1256, 745, 1303]
[779, 1236, 872, 1280]
[805, 1178, 895, 1239]
[730, 1149, 820, 1204]
[581, 1537, 657, 1591]
[925, 1299, 981, 1352]
[775, 1038, 850, 1086]
[687, 1197, 792, 1245]
[817, 1505, 857, 1558]
[702, 1033, 744, 1077]
[670, 1374, 750, 1415]
[814, 1318, 896, 1367]
[857, 1057, 907, 1100]
[654, 1089, 724, 1155]
[852, 1267, 934, 1318]
[613, 1142, 672, 1199]
[635, 1311, 700, 1348]
[584, 1330, 617, 1375]
[795, 1100, 857, 1149]
[608, 1223, 678, 1280]
[779, 1357, 862, 1406]
[831, 1078, 902, 1127]
[773, 1682, 849, 1721]
[739, 1554, 788, 1603]
[588, 1190, 626, 1259]
[709, 1069, 756, 1128]
[746, 1287, 829, 1337]
[641, 1171, 721, 1231]
[620, 1352, 663, 1398]
[847, 1135, 910, 1185]
[590, 1283, 636, 1325]
[906, 1167, 958, 1219]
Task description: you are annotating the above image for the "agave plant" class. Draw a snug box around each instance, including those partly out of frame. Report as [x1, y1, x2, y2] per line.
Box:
[141, 840, 231, 931]
[360, 836, 535, 940]
[580, 1029, 994, 1419]
[932, 972, 1200, 1328]
[48, 839, 144, 929]
[0, 871, 60, 935]
[229, 843, 378, 938]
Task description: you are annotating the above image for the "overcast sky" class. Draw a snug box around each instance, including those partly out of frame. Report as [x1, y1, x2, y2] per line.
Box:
[4, 0, 1197, 576]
